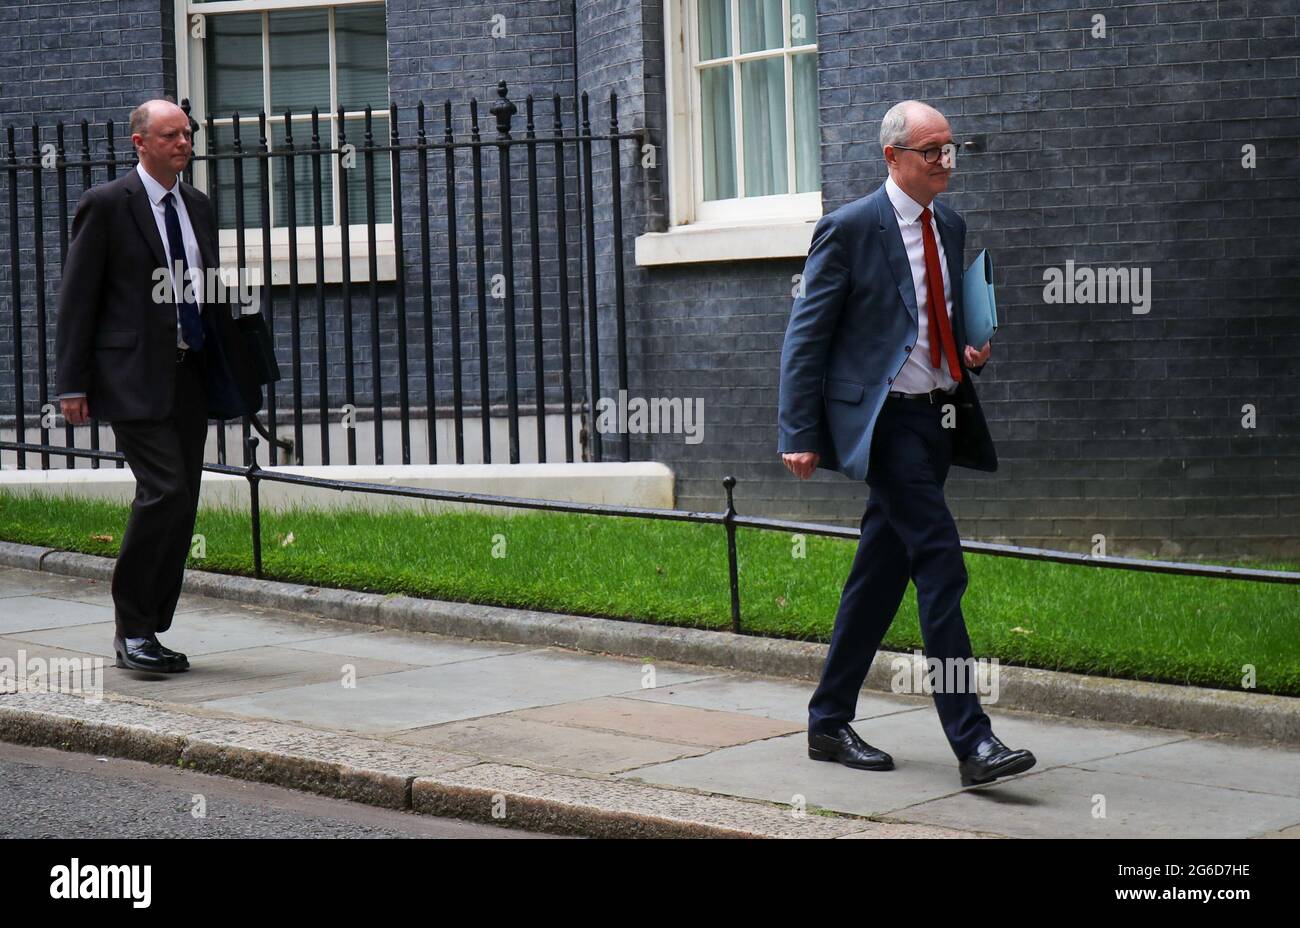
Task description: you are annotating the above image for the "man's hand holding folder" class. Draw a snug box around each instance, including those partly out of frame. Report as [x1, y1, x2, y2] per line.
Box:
[962, 248, 998, 372]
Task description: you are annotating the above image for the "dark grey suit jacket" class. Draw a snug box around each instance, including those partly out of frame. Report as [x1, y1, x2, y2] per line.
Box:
[54, 167, 261, 422]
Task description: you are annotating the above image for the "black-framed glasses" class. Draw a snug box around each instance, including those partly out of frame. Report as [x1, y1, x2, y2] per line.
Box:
[892, 143, 959, 165]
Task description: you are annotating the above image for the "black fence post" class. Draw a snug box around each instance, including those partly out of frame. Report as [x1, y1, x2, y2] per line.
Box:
[579, 92, 601, 463]
[31, 123, 50, 470]
[469, 98, 491, 464]
[723, 476, 742, 634]
[443, 100, 466, 464]
[551, 95, 575, 464]
[416, 101, 437, 465]
[608, 93, 629, 463]
[246, 435, 263, 579]
[56, 121, 74, 467]
[524, 94, 547, 463]
[390, 102, 411, 465]
[5, 126, 25, 470]
[257, 110, 279, 463]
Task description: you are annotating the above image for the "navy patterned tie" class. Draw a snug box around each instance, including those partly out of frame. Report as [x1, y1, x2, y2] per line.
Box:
[161, 191, 205, 351]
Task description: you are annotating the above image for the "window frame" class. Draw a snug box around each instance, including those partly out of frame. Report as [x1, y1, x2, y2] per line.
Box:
[666, 0, 822, 228]
[174, 0, 395, 284]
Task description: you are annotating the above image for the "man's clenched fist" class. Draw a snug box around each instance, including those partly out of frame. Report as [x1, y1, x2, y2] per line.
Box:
[783, 451, 820, 480]
[61, 396, 90, 425]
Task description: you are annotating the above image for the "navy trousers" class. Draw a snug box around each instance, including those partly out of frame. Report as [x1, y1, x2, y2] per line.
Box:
[808, 392, 993, 760]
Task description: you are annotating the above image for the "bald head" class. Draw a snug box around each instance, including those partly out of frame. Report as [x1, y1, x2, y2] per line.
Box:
[130, 99, 186, 139]
[879, 100, 954, 208]
[130, 98, 194, 187]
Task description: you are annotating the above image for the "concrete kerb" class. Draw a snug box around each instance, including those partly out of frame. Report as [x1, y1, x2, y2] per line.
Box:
[2, 540, 1297, 748]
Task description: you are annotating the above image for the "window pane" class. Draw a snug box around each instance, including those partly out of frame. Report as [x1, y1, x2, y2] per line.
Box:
[699, 65, 736, 201]
[205, 13, 263, 118]
[342, 115, 392, 224]
[269, 9, 329, 115]
[739, 57, 786, 196]
[739, 0, 783, 54]
[271, 119, 334, 228]
[336, 5, 389, 111]
[207, 121, 264, 231]
[790, 0, 817, 44]
[696, 0, 730, 61]
[793, 52, 820, 192]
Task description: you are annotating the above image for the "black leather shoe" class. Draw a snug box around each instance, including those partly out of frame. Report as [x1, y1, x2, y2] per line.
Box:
[958, 734, 1036, 786]
[149, 636, 189, 668]
[808, 724, 894, 771]
[113, 636, 188, 673]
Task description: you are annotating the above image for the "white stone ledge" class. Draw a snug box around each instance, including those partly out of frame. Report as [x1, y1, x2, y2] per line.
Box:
[0, 463, 676, 516]
[634, 217, 816, 266]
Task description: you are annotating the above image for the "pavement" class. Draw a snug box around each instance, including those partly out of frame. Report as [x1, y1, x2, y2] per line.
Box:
[0, 562, 1297, 839]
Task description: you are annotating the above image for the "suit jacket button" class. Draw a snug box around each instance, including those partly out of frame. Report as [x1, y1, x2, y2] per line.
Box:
[887, 377, 893, 384]
[905, 345, 912, 352]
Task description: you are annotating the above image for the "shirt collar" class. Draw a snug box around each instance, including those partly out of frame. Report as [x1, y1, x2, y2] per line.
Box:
[885, 174, 932, 225]
[135, 162, 180, 206]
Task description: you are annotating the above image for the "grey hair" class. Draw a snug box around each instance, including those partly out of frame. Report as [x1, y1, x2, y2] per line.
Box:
[879, 100, 941, 151]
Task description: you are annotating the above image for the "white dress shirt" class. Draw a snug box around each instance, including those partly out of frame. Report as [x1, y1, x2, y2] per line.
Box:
[136, 162, 204, 349]
[885, 174, 960, 395]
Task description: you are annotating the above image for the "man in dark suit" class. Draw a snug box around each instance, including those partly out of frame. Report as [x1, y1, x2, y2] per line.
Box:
[777, 101, 1036, 787]
[55, 99, 261, 673]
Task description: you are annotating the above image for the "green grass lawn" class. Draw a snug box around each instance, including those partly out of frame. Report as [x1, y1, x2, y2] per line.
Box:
[2, 489, 1297, 697]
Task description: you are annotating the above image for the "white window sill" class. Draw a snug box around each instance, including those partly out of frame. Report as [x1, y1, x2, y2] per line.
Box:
[634, 217, 817, 266]
[218, 226, 397, 285]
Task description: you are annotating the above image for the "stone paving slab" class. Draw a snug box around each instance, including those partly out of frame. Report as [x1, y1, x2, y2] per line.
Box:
[9, 608, 355, 657]
[392, 714, 715, 774]
[621, 732, 972, 818]
[1069, 735, 1300, 799]
[0, 638, 107, 699]
[198, 648, 717, 734]
[277, 628, 532, 666]
[34, 581, 235, 617]
[620, 672, 932, 724]
[840, 703, 1192, 770]
[620, 709, 1199, 821]
[893, 766, 1300, 839]
[514, 696, 803, 747]
[0, 595, 116, 634]
[105, 646, 420, 704]
[0, 635, 419, 704]
[0, 568, 108, 599]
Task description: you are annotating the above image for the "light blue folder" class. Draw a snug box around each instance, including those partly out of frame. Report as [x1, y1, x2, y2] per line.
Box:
[962, 249, 998, 347]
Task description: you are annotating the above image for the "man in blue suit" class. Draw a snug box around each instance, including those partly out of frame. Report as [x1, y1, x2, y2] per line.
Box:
[778, 101, 1036, 787]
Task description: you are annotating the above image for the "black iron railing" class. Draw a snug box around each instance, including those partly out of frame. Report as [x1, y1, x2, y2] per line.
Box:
[1, 439, 1295, 639]
[2, 82, 640, 470]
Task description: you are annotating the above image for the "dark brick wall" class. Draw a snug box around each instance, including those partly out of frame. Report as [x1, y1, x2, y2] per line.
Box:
[382, 0, 591, 451]
[2, 0, 1297, 560]
[614, 0, 1300, 560]
[0, 0, 176, 438]
[0, 0, 173, 127]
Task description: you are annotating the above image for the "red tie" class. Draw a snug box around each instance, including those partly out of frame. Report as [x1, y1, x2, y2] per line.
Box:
[919, 206, 962, 381]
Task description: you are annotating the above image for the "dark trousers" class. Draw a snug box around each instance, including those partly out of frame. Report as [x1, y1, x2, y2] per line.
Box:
[109, 352, 208, 639]
[808, 393, 993, 760]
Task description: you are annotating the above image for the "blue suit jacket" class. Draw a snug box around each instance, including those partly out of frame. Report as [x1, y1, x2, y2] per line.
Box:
[777, 183, 997, 481]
